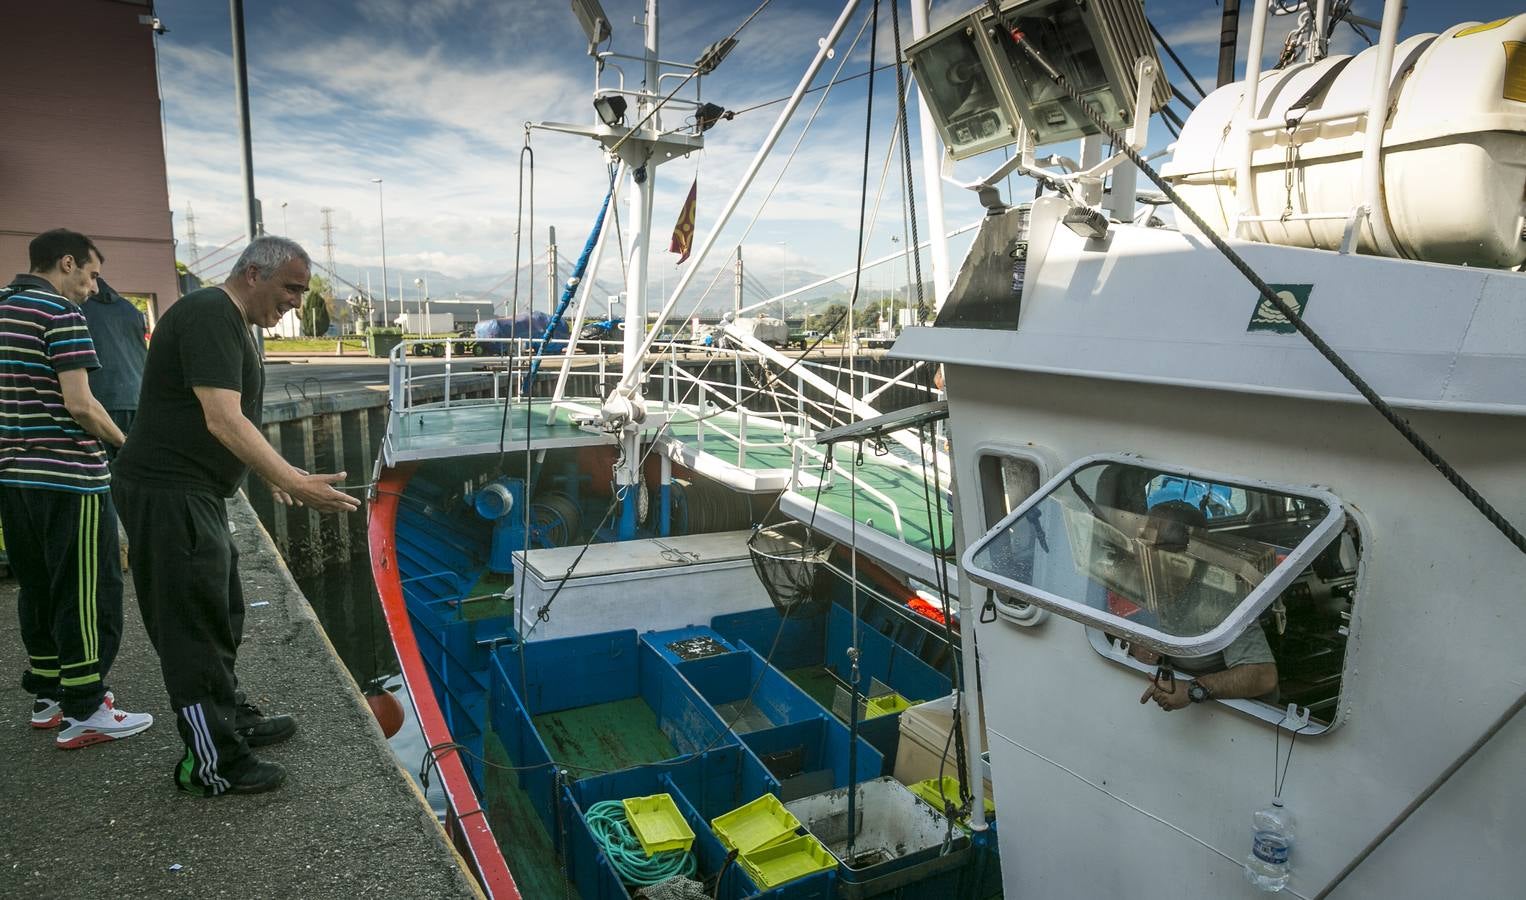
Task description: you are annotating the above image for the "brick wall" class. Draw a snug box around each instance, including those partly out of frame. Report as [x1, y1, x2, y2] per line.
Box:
[0, 0, 178, 320]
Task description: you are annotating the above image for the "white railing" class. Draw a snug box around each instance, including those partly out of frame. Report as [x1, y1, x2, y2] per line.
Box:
[386, 334, 945, 537]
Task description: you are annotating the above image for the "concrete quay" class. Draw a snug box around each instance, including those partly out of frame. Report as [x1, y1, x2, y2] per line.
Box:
[0, 494, 479, 899]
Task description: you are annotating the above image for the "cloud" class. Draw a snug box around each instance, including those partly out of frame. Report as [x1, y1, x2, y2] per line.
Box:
[156, 0, 996, 313]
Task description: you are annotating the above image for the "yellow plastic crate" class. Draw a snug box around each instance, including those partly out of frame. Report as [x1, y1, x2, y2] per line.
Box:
[740, 833, 837, 889]
[711, 793, 800, 854]
[622, 794, 695, 855]
[864, 692, 912, 718]
[907, 776, 996, 825]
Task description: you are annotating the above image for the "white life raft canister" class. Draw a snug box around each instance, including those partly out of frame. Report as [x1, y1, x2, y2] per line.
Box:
[1162, 15, 1526, 268]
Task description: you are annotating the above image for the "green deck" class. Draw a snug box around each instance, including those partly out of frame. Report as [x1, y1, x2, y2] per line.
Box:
[484, 732, 574, 897]
[532, 697, 678, 773]
[390, 397, 951, 557]
[785, 665, 842, 714]
[389, 398, 603, 459]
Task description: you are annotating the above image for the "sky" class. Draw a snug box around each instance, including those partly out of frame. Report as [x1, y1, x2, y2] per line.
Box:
[150, 0, 1512, 314]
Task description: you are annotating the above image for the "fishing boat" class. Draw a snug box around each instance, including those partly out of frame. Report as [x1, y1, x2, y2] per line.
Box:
[368, 1, 1526, 897]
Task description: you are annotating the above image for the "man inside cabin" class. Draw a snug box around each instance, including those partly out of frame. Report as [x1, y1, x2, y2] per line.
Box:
[1129, 500, 1280, 711]
[114, 236, 359, 795]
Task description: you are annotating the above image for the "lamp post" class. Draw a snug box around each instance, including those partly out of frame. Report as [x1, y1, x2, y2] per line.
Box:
[371, 177, 390, 327]
[280, 201, 289, 235]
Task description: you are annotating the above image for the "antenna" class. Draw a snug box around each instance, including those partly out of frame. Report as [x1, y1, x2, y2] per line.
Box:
[321, 208, 339, 327]
[186, 204, 200, 270]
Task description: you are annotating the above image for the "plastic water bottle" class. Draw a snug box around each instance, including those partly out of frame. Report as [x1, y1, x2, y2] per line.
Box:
[1244, 800, 1295, 891]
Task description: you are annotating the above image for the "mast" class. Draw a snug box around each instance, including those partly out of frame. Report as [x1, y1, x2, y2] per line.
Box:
[611, 0, 662, 540]
[911, 0, 952, 310]
[623, 0, 659, 375]
[1217, 0, 1241, 87]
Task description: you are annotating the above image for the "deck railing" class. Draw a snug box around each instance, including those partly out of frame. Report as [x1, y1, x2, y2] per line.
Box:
[385, 335, 943, 536]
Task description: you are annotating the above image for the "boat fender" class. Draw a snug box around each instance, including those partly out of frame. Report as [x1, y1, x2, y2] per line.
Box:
[365, 689, 404, 739]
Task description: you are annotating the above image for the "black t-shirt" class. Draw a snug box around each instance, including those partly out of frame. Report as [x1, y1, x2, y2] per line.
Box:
[115, 287, 263, 497]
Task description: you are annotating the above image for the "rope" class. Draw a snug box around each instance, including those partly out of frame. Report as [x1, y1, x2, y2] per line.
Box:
[585, 800, 698, 887]
[993, 20, 1526, 557]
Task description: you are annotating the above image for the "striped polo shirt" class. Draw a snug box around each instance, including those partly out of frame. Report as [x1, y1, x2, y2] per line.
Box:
[0, 274, 108, 493]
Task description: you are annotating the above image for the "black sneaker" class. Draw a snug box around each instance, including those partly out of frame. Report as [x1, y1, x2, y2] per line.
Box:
[226, 759, 287, 795]
[235, 701, 297, 748]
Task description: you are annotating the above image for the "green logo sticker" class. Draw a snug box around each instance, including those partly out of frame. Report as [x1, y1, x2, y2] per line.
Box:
[1248, 284, 1312, 334]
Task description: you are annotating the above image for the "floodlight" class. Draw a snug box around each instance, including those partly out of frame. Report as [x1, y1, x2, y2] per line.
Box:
[593, 92, 627, 127]
[907, 0, 1168, 155]
[571, 0, 612, 49]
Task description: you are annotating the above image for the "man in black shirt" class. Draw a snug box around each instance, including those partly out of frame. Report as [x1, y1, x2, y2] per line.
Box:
[115, 236, 359, 796]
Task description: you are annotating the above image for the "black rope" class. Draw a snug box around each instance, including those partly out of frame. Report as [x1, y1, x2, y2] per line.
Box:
[1148, 17, 1208, 100]
[994, 22, 1526, 557]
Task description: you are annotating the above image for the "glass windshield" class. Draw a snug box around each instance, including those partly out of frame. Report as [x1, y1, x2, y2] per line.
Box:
[965, 458, 1342, 654]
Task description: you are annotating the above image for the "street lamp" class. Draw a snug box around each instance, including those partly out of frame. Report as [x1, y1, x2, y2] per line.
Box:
[414, 277, 429, 332]
[280, 201, 289, 235]
[371, 177, 390, 327]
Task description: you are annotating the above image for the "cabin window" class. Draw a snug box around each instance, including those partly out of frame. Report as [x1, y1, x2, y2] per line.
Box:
[977, 450, 1046, 623]
[978, 453, 1042, 529]
[962, 454, 1346, 659]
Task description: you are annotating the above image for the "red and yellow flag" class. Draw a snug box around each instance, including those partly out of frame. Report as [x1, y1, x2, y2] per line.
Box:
[669, 179, 697, 264]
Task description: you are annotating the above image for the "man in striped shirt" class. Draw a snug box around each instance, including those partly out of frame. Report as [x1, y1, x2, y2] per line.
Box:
[0, 229, 153, 748]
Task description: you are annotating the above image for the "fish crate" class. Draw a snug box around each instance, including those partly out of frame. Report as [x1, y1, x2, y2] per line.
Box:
[739, 718, 885, 803]
[623, 793, 696, 855]
[712, 792, 802, 855]
[786, 777, 974, 899]
[676, 649, 831, 734]
[740, 833, 837, 889]
[489, 629, 741, 839]
[562, 748, 832, 900]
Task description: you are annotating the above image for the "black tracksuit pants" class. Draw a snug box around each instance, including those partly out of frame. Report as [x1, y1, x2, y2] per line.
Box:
[0, 485, 122, 720]
[114, 477, 252, 794]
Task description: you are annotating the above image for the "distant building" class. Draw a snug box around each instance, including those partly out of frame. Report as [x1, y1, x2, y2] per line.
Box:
[0, 1, 177, 323]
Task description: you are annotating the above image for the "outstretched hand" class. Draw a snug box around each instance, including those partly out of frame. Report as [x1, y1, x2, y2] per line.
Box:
[281, 470, 361, 513]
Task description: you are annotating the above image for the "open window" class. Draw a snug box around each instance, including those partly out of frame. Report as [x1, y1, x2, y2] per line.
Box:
[962, 454, 1346, 659]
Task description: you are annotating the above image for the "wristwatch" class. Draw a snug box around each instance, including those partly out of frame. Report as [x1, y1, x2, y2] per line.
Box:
[1188, 681, 1212, 704]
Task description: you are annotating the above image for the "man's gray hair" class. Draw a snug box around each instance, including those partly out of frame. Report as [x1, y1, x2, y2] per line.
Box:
[229, 236, 311, 280]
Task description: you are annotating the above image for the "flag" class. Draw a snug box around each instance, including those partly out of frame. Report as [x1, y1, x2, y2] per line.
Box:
[669, 178, 697, 264]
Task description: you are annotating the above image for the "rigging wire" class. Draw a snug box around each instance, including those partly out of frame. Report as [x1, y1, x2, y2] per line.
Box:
[989, 12, 1526, 555]
[643, 8, 875, 349]
[604, 0, 776, 160]
[1147, 17, 1209, 100]
[729, 63, 899, 119]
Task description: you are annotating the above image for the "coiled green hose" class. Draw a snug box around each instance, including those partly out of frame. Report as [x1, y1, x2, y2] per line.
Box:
[585, 800, 698, 887]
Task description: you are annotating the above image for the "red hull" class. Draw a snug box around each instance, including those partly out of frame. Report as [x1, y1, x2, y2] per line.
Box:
[368, 464, 520, 899]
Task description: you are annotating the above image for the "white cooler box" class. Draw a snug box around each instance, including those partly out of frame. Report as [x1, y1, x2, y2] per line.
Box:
[894, 692, 994, 802]
[513, 530, 773, 640]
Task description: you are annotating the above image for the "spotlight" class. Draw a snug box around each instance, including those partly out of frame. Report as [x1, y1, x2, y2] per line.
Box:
[593, 92, 627, 128]
[1062, 206, 1109, 240]
[695, 102, 729, 133]
[571, 0, 612, 49]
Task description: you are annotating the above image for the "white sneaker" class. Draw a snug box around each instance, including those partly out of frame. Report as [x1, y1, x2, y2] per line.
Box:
[57, 698, 150, 749]
[30, 697, 61, 729]
[30, 690, 112, 729]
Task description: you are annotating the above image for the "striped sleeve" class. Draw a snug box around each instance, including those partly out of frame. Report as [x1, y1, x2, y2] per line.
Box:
[44, 308, 100, 372]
